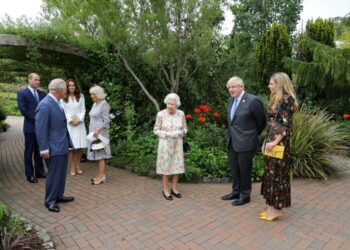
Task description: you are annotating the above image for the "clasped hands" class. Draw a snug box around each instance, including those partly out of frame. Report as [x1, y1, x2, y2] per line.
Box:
[160, 131, 183, 139]
[69, 118, 81, 126]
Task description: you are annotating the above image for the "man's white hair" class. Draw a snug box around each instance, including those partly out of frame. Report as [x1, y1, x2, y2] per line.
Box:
[90, 86, 107, 100]
[48, 78, 66, 91]
[226, 76, 245, 88]
[164, 93, 181, 107]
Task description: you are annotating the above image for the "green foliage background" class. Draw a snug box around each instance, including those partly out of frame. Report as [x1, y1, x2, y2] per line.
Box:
[0, 0, 348, 180]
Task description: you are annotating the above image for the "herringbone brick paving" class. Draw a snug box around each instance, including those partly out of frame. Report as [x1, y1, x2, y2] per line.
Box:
[0, 116, 350, 249]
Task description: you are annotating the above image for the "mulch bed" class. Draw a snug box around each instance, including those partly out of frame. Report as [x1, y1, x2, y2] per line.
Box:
[12, 229, 44, 250]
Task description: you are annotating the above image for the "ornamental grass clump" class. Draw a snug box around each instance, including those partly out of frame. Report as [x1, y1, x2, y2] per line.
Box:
[0, 204, 24, 250]
[291, 106, 347, 179]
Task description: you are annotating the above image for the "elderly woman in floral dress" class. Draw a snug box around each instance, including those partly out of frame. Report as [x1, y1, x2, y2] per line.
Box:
[154, 93, 188, 201]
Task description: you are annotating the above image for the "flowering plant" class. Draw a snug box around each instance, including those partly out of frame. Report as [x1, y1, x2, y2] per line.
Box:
[185, 104, 220, 124]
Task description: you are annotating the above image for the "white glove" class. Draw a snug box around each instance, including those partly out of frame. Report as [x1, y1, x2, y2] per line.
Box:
[172, 131, 183, 137]
[165, 131, 177, 138]
[157, 131, 167, 139]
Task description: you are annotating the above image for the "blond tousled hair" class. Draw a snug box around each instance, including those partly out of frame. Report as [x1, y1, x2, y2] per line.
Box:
[269, 72, 298, 110]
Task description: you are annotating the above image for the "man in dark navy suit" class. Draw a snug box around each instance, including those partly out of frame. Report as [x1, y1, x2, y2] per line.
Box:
[221, 76, 266, 206]
[17, 73, 47, 183]
[35, 78, 74, 212]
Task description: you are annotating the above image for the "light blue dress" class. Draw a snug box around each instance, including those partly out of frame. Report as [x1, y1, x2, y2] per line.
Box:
[87, 100, 111, 160]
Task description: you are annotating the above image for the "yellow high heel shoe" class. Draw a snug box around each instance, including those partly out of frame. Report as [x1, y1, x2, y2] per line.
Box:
[92, 175, 106, 185]
[259, 213, 281, 221]
[259, 211, 267, 216]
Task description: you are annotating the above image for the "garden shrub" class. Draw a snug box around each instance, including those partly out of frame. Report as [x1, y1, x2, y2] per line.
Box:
[291, 106, 347, 179]
[0, 98, 7, 122]
[0, 204, 24, 250]
[111, 125, 264, 182]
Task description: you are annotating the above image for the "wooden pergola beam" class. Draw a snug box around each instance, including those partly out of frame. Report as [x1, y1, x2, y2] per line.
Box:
[0, 34, 89, 59]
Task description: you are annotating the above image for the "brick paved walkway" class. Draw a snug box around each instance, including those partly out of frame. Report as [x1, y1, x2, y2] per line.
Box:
[1, 116, 350, 250]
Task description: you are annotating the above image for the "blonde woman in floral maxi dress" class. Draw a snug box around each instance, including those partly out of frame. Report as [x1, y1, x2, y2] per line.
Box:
[260, 72, 298, 221]
[154, 93, 188, 201]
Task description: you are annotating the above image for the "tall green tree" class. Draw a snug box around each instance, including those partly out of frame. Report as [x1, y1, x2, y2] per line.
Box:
[306, 18, 335, 47]
[43, 0, 223, 112]
[228, 0, 302, 85]
[256, 22, 291, 92]
[284, 18, 350, 113]
[334, 15, 350, 48]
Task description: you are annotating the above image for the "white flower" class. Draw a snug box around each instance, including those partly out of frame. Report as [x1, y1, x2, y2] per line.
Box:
[109, 114, 116, 119]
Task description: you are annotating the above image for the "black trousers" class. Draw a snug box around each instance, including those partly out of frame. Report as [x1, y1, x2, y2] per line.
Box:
[228, 142, 255, 199]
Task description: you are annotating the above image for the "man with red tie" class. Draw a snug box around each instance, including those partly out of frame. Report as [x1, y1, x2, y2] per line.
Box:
[17, 73, 47, 183]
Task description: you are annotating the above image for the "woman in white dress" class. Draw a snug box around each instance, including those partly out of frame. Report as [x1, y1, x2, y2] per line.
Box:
[154, 93, 187, 200]
[61, 79, 87, 176]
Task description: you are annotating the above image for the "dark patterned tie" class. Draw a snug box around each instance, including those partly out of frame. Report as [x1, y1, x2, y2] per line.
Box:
[34, 89, 39, 102]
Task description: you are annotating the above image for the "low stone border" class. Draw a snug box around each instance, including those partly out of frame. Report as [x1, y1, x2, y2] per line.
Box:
[22, 218, 55, 250]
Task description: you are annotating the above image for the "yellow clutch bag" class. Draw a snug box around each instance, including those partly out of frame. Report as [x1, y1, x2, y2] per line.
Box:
[263, 145, 285, 159]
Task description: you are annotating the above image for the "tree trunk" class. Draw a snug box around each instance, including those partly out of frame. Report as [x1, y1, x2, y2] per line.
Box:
[115, 50, 160, 112]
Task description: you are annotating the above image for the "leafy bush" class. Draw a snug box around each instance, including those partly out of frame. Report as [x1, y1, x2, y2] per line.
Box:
[0, 204, 24, 250]
[0, 92, 20, 116]
[291, 106, 347, 179]
[187, 123, 226, 148]
[338, 119, 350, 140]
[111, 129, 264, 182]
[183, 145, 228, 179]
[111, 132, 158, 177]
[0, 96, 7, 121]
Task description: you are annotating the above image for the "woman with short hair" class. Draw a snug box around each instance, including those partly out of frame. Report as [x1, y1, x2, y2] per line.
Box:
[87, 86, 111, 185]
[154, 93, 188, 200]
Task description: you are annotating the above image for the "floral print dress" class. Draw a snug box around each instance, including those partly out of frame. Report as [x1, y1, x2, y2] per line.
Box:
[154, 109, 188, 175]
[261, 95, 295, 209]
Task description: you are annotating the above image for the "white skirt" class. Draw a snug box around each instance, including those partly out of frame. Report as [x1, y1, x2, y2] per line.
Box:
[67, 123, 87, 149]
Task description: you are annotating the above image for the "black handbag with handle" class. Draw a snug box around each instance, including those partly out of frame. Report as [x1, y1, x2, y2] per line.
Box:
[183, 141, 191, 153]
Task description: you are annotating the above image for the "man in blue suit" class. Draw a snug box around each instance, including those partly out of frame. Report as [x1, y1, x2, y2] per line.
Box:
[17, 73, 47, 183]
[35, 78, 74, 213]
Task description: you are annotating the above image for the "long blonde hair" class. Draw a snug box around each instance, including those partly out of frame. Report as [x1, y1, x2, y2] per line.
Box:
[269, 72, 298, 110]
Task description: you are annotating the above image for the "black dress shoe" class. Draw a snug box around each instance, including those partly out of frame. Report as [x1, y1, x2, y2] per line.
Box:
[27, 176, 38, 183]
[162, 191, 173, 201]
[45, 203, 60, 212]
[221, 192, 239, 200]
[171, 189, 182, 198]
[57, 196, 74, 203]
[36, 173, 46, 178]
[232, 197, 250, 206]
